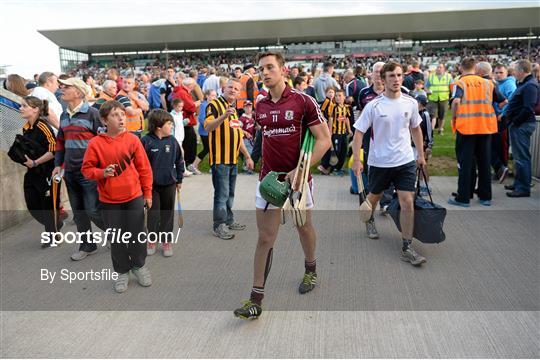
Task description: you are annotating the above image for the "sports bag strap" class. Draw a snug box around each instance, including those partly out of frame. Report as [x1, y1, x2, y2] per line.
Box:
[417, 167, 434, 204]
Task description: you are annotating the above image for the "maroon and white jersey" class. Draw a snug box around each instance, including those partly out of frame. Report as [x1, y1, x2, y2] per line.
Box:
[256, 85, 325, 180]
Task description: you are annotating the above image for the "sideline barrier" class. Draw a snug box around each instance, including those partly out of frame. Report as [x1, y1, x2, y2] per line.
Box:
[0, 88, 30, 231]
[532, 116, 540, 179]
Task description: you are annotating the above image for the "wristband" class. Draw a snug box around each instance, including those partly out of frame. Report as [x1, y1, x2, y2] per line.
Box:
[32, 160, 37, 167]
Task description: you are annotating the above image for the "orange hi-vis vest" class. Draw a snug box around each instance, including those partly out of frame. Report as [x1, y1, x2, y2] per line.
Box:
[98, 91, 114, 102]
[118, 90, 144, 132]
[454, 75, 497, 135]
[237, 74, 259, 108]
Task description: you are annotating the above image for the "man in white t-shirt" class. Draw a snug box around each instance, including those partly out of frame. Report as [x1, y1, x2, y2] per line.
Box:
[201, 67, 221, 94]
[31, 71, 63, 131]
[351, 61, 427, 266]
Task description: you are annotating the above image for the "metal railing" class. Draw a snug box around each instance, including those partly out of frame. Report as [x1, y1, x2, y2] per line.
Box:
[0, 88, 24, 152]
[532, 116, 540, 180]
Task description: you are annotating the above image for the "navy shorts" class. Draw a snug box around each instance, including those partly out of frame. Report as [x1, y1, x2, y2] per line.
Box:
[368, 160, 417, 194]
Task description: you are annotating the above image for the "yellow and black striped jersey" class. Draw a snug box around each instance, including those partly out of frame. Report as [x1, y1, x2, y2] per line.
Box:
[320, 97, 335, 122]
[329, 104, 353, 135]
[204, 96, 244, 165]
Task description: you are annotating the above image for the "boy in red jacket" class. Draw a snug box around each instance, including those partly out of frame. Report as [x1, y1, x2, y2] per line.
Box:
[82, 100, 153, 293]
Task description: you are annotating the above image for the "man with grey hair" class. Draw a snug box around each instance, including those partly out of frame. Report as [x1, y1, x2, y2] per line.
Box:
[92, 79, 134, 116]
[503, 59, 539, 197]
[475, 61, 492, 77]
[202, 67, 221, 93]
[52, 78, 105, 261]
[31, 71, 62, 130]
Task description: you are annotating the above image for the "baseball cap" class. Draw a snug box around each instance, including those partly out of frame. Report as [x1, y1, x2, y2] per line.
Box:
[58, 77, 89, 96]
[415, 94, 428, 106]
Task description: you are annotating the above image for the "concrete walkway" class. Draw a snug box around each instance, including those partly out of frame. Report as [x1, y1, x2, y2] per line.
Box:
[1, 174, 539, 358]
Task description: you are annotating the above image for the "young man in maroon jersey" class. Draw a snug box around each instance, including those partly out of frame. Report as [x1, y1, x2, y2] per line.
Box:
[234, 52, 331, 319]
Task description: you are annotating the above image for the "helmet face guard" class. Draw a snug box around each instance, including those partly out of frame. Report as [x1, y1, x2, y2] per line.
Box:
[260, 171, 291, 208]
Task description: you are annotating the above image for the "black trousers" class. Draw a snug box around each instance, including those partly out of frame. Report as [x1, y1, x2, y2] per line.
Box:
[147, 184, 176, 243]
[183, 126, 197, 165]
[101, 196, 146, 274]
[491, 130, 508, 172]
[24, 171, 60, 233]
[362, 129, 371, 190]
[455, 132, 492, 203]
[197, 135, 210, 161]
[251, 129, 263, 164]
[321, 134, 348, 171]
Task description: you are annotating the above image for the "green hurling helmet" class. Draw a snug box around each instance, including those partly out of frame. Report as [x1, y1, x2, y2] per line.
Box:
[260, 171, 291, 208]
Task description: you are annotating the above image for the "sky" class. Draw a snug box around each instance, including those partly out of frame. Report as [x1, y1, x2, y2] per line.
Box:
[1, 0, 538, 78]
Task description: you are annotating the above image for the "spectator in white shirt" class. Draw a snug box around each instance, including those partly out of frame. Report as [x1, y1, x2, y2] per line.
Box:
[31, 72, 62, 130]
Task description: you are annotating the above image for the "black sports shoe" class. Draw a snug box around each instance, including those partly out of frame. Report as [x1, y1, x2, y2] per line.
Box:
[299, 271, 318, 294]
[234, 300, 262, 319]
[506, 191, 530, 198]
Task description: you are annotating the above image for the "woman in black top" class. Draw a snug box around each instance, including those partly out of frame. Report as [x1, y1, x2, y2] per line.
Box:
[19, 96, 60, 247]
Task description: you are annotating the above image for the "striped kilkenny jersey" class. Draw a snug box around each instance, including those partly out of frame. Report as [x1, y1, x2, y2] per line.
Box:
[204, 96, 244, 165]
[320, 97, 335, 122]
[329, 104, 353, 135]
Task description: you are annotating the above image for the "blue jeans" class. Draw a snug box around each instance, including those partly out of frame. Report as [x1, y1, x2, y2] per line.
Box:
[64, 170, 104, 251]
[211, 164, 237, 230]
[509, 122, 537, 194]
[243, 138, 254, 157]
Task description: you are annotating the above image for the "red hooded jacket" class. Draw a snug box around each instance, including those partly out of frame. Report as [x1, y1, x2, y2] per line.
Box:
[172, 85, 198, 126]
[81, 131, 153, 204]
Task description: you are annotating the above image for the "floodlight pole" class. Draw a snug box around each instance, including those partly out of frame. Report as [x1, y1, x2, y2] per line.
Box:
[527, 28, 533, 57]
[396, 35, 403, 62]
[164, 44, 169, 68]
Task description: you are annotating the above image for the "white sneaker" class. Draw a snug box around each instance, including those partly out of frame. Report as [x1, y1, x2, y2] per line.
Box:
[184, 170, 193, 177]
[70, 249, 98, 261]
[147, 242, 157, 256]
[132, 266, 152, 287]
[114, 272, 129, 293]
[162, 242, 173, 257]
[187, 164, 202, 175]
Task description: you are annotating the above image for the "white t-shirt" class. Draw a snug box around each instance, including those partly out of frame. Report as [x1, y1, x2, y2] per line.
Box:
[31, 86, 63, 120]
[202, 74, 221, 94]
[354, 93, 421, 168]
[170, 110, 185, 145]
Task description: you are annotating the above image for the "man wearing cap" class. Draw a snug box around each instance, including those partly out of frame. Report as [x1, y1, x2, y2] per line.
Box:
[236, 64, 258, 115]
[52, 78, 105, 261]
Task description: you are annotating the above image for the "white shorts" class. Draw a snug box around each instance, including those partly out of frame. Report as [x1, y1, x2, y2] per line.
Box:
[255, 180, 314, 210]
